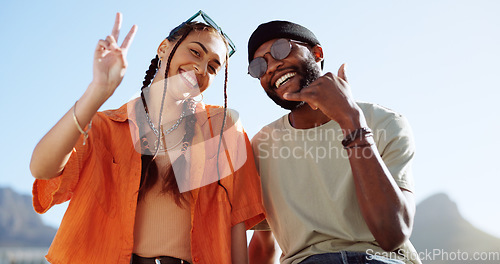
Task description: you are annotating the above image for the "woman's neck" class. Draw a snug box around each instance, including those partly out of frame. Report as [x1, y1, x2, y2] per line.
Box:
[145, 78, 185, 126]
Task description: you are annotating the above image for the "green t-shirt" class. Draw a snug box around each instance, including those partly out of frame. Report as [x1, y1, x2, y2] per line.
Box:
[252, 102, 421, 264]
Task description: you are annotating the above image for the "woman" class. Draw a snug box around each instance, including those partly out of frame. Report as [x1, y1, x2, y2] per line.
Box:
[30, 12, 265, 264]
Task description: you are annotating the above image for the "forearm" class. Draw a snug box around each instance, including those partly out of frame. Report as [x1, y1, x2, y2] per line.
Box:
[30, 85, 105, 180]
[249, 230, 276, 264]
[346, 136, 414, 251]
[231, 222, 249, 264]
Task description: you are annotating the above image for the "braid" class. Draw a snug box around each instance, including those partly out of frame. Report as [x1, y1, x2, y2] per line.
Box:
[138, 30, 192, 205]
[182, 99, 198, 150]
[162, 99, 197, 206]
[216, 54, 232, 210]
[152, 29, 192, 154]
[223, 54, 229, 109]
[141, 55, 159, 90]
[156, 28, 194, 207]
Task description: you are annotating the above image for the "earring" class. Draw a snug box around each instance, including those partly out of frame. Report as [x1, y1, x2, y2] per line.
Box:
[193, 93, 204, 103]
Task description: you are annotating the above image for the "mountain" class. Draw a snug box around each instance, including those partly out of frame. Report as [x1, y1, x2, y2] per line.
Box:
[410, 193, 500, 263]
[2, 186, 500, 263]
[0, 187, 56, 247]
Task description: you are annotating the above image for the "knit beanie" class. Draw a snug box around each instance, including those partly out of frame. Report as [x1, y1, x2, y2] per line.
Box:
[248, 20, 320, 63]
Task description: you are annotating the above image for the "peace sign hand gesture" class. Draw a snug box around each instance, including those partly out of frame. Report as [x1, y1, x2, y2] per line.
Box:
[90, 13, 137, 104]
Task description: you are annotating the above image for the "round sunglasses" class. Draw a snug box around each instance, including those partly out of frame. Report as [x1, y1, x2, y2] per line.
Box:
[248, 38, 308, 79]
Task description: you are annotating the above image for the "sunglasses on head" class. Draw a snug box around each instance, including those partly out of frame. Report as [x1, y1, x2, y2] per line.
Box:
[248, 38, 309, 79]
[174, 10, 236, 57]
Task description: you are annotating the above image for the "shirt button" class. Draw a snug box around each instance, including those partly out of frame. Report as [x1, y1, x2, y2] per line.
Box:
[194, 257, 199, 262]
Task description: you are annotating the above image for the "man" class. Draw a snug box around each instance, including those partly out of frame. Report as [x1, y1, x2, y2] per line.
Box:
[247, 21, 421, 264]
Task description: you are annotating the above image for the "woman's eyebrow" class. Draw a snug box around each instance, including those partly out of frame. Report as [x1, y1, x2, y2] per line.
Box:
[192, 41, 221, 66]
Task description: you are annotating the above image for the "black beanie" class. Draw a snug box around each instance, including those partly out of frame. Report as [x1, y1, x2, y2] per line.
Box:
[248, 20, 320, 63]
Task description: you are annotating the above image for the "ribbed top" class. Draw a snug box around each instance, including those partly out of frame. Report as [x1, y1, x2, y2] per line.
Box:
[133, 172, 192, 263]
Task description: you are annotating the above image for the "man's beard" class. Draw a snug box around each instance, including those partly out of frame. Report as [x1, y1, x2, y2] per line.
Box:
[265, 56, 322, 110]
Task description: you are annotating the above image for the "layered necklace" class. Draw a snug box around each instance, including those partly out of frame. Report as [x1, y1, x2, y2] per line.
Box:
[145, 106, 185, 152]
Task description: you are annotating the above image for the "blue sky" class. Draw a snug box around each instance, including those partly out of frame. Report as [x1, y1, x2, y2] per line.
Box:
[1, 0, 499, 244]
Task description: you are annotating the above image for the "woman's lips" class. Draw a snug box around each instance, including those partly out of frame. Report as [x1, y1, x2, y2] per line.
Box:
[179, 69, 199, 90]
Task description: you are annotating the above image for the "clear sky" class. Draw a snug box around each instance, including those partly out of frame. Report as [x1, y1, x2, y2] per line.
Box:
[1, 0, 499, 246]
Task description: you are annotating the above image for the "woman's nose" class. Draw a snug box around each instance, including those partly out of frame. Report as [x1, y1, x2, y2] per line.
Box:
[194, 62, 207, 76]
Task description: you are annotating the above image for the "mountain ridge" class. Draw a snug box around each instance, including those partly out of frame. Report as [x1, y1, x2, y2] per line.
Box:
[410, 192, 500, 263]
[1, 187, 499, 264]
[0, 186, 56, 247]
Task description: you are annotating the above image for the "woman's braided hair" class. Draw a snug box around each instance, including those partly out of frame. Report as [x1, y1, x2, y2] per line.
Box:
[138, 22, 230, 207]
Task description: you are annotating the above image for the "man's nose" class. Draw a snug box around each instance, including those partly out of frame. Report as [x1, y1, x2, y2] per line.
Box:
[264, 53, 283, 76]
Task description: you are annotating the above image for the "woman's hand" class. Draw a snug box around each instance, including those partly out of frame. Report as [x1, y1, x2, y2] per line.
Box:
[30, 13, 137, 180]
[90, 13, 137, 103]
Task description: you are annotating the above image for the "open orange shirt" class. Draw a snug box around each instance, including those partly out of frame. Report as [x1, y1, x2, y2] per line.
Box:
[32, 100, 265, 264]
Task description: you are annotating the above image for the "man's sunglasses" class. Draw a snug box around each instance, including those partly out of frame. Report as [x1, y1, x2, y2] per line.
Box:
[174, 10, 236, 57]
[248, 38, 308, 79]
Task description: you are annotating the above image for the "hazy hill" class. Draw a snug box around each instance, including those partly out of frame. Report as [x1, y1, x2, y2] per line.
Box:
[411, 193, 500, 263]
[0, 187, 56, 247]
[1, 187, 500, 264]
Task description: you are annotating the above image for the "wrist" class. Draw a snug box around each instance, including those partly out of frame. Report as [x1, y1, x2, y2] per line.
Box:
[338, 112, 368, 135]
[333, 103, 366, 131]
[343, 133, 375, 150]
[342, 127, 372, 147]
[85, 82, 111, 107]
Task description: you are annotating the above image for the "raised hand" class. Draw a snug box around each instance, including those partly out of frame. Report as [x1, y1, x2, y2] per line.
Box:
[283, 64, 365, 129]
[91, 13, 137, 103]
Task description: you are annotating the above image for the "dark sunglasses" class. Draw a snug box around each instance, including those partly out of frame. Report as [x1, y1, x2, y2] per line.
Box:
[174, 10, 236, 57]
[248, 38, 308, 79]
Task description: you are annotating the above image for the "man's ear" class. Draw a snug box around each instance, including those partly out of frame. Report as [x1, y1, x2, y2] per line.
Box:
[311, 45, 324, 63]
[157, 39, 171, 58]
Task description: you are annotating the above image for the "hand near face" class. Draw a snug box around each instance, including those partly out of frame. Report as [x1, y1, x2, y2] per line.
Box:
[284, 63, 363, 128]
[91, 13, 137, 103]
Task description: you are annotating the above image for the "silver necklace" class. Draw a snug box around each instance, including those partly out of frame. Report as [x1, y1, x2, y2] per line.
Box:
[145, 110, 185, 151]
[145, 109, 185, 137]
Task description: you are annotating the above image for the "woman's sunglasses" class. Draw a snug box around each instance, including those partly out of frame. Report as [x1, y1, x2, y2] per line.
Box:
[248, 38, 308, 79]
[173, 10, 236, 57]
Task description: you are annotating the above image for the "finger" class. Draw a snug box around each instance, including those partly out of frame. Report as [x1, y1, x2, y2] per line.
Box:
[323, 72, 335, 81]
[338, 63, 348, 83]
[283, 92, 304, 102]
[284, 91, 319, 110]
[111, 12, 122, 42]
[121, 25, 138, 51]
[96, 39, 110, 52]
[106, 35, 119, 49]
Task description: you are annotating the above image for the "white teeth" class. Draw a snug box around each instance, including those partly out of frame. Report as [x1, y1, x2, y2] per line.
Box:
[275, 72, 296, 88]
[181, 71, 197, 86]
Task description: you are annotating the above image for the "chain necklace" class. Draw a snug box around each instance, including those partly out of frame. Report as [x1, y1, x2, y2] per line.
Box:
[146, 109, 185, 137]
[145, 109, 186, 151]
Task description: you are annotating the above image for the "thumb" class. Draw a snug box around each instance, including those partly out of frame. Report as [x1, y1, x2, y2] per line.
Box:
[338, 63, 348, 83]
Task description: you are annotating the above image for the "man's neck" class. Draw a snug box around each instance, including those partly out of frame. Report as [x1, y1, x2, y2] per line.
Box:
[288, 103, 331, 129]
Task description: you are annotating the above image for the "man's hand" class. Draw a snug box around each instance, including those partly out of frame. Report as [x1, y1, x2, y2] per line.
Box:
[283, 64, 364, 129]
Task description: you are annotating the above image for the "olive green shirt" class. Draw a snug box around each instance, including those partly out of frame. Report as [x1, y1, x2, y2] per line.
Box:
[252, 102, 421, 264]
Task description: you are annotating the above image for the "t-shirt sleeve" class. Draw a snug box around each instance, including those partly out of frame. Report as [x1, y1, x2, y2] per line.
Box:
[250, 134, 261, 173]
[32, 119, 96, 214]
[374, 114, 416, 192]
[229, 132, 266, 230]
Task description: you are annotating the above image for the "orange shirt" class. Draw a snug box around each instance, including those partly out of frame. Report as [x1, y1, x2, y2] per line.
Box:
[32, 100, 265, 264]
